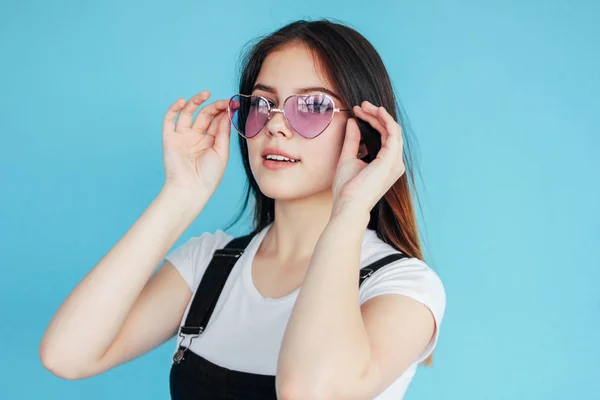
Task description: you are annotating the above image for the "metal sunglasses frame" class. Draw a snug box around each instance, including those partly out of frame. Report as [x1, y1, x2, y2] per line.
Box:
[227, 93, 350, 139]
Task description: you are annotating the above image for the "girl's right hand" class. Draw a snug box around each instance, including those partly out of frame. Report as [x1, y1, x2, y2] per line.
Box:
[161, 90, 232, 196]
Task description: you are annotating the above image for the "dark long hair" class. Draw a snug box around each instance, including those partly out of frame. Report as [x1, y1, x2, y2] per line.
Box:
[224, 19, 433, 366]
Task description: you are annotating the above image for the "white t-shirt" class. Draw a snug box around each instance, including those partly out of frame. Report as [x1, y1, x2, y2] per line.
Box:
[165, 222, 446, 399]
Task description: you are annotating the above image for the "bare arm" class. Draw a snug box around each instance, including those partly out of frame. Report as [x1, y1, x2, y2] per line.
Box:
[39, 91, 233, 380]
[39, 186, 209, 379]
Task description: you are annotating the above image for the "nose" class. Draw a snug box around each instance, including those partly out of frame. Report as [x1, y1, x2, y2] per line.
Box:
[265, 109, 293, 138]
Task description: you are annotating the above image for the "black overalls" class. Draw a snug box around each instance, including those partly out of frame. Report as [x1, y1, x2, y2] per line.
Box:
[169, 232, 408, 399]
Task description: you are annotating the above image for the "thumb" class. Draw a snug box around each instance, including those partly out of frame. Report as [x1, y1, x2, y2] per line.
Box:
[339, 118, 361, 162]
[212, 111, 231, 160]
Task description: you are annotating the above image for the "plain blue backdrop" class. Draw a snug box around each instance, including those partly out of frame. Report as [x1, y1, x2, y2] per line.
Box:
[1, 0, 598, 399]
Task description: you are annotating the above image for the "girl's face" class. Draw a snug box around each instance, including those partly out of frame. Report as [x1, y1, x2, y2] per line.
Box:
[246, 43, 350, 201]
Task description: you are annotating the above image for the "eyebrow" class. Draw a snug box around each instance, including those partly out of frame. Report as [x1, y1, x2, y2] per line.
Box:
[252, 83, 342, 101]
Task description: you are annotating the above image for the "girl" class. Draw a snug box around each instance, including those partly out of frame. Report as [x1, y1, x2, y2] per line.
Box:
[40, 19, 446, 399]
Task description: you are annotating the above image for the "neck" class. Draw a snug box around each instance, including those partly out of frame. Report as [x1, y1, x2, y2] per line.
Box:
[259, 189, 336, 269]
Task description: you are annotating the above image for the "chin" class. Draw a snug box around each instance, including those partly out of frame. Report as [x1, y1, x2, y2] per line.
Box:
[257, 181, 304, 200]
[258, 178, 334, 203]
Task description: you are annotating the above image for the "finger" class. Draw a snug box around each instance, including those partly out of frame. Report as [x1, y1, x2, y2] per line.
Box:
[376, 106, 404, 153]
[376, 106, 404, 142]
[229, 99, 241, 112]
[354, 104, 387, 132]
[353, 105, 388, 147]
[174, 91, 211, 132]
[190, 99, 230, 132]
[355, 105, 401, 166]
[361, 101, 402, 137]
[163, 97, 187, 136]
[213, 108, 232, 160]
[340, 118, 362, 162]
[360, 101, 401, 148]
[204, 109, 227, 138]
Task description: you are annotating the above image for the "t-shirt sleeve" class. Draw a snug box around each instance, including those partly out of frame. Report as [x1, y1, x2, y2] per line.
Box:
[358, 256, 446, 364]
[164, 229, 235, 291]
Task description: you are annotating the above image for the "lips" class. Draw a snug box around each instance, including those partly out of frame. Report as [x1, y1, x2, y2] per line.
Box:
[264, 157, 299, 163]
[261, 147, 300, 161]
[263, 157, 300, 170]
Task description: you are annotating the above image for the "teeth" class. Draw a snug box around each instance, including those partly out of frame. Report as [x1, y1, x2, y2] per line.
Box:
[265, 154, 299, 163]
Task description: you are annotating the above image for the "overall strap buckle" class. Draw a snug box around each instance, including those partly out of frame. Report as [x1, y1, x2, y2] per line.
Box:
[358, 253, 409, 287]
[173, 327, 202, 364]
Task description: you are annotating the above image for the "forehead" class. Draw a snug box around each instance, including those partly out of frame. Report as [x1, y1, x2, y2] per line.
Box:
[254, 43, 336, 97]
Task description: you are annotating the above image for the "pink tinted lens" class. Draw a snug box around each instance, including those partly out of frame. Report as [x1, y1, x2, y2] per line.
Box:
[284, 94, 334, 138]
[229, 95, 269, 138]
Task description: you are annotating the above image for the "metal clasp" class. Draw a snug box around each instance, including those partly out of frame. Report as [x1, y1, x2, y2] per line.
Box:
[172, 327, 203, 364]
[360, 268, 374, 279]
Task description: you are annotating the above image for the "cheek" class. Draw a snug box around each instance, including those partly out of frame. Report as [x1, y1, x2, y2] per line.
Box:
[246, 140, 263, 165]
[321, 119, 347, 159]
[304, 121, 347, 170]
[307, 143, 339, 168]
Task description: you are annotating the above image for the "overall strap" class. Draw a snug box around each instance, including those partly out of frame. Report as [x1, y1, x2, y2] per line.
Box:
[359, 253, 408, 287]
[173, 233, 254, 364]
[180, 234, 254, 334]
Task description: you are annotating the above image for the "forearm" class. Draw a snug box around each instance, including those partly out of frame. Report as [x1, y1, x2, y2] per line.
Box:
[39, 186, 208, 364]
[277, 208, 372, 397]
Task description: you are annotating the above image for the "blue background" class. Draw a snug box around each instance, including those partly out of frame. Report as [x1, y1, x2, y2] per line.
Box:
[1, 0, 598, 399]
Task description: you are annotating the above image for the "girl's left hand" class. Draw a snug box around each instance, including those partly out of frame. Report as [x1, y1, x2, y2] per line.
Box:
[331, 101, 406, 215]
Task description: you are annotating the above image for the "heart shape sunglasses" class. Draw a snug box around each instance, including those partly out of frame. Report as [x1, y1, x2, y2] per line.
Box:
[227, 93, 349, 139]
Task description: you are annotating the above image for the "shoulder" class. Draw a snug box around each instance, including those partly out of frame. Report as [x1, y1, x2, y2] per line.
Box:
[164, 229, 236, 290]
[359, 230, 446, 324]
[359, 230, 447, 364]
[178, 229, 235, 250]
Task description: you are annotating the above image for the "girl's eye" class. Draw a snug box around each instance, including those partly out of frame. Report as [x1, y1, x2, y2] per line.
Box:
[250, 96, 276, 108]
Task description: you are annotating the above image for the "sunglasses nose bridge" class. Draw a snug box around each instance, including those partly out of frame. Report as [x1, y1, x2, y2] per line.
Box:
[268, 108, 285, 120]
[265, 107, 295, 136]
